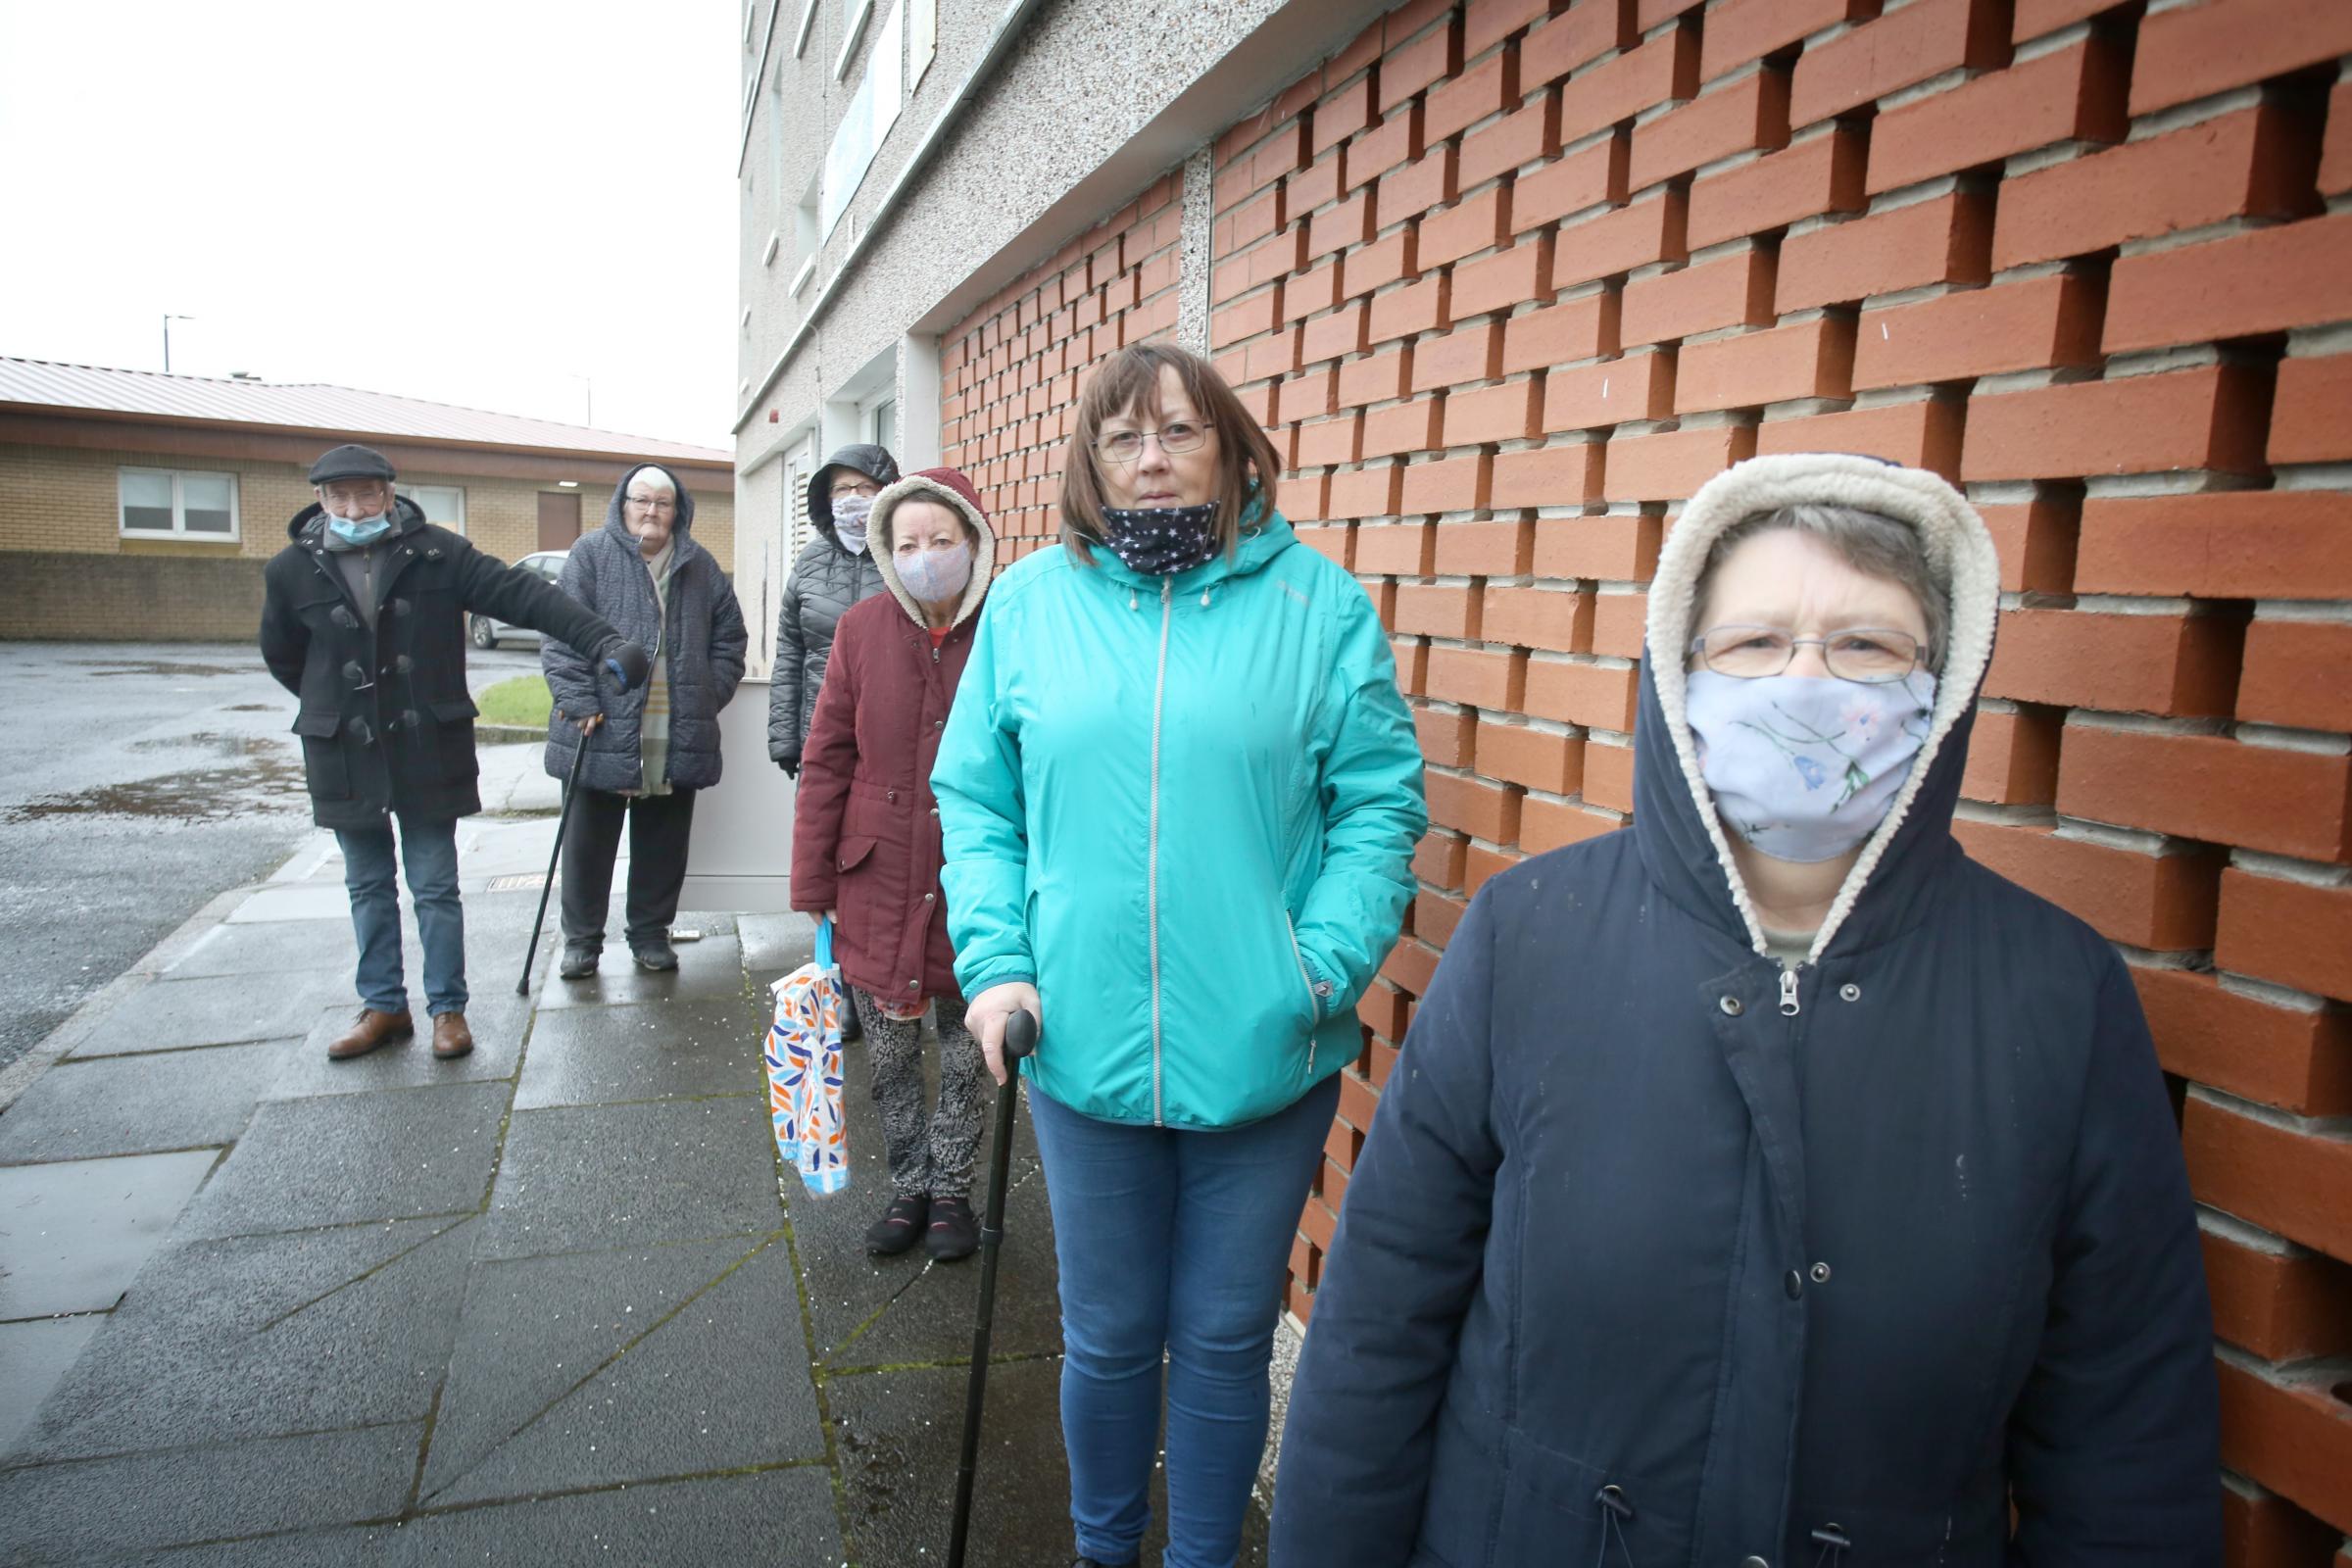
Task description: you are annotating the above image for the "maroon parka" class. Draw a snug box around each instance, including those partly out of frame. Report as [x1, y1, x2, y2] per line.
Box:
[791, 468, 997, 1004]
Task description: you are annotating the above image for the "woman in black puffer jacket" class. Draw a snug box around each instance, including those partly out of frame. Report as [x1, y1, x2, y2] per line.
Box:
[767, 443, 897, 777]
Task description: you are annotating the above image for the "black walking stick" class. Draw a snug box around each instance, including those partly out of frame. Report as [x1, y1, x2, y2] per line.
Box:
[947, 1007, 1039, 1568]
[515, 736, 590, 995]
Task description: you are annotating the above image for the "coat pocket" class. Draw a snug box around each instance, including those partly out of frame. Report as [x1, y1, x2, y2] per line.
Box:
[292, 710, 350, 799]
[1493, 1427, 1637, 1564]
[430, 697, 479, 779]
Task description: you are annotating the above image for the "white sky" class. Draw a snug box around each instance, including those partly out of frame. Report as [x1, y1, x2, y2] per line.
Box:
[0, 0, 741, 451]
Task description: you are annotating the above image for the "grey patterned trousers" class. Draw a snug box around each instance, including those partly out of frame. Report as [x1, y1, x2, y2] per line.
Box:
[850, 985, 987, 1200]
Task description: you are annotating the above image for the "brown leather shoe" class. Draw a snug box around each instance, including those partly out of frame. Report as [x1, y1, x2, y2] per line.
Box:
[430, 1012, 474, 1059]
[327, 1007, 413, 1060]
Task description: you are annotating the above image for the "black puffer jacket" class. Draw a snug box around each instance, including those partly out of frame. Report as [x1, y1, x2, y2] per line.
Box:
[542, 465, 748, 794]
[766, 442, 896, 769]
[261, 499, 624, 831]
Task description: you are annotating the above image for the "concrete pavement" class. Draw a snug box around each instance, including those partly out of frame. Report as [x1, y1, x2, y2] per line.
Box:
[0, 738, 1272, 1565]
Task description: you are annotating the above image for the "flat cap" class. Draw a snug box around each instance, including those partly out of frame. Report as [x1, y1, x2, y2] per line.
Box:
[309, 443, 397, 484]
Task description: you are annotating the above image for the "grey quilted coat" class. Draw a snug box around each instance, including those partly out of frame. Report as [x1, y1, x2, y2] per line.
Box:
[542, 465, 747, 794]
[766, 443, 897, 770]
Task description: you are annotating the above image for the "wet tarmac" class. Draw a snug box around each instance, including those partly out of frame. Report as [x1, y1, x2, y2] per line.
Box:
[0, 642, 542, 1072]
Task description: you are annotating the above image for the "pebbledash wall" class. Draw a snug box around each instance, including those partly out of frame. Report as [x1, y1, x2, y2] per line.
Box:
[923, 0, 2352, 1552]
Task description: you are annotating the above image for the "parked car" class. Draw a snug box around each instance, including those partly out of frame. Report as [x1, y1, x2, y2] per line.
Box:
[468, 549, 569, 649]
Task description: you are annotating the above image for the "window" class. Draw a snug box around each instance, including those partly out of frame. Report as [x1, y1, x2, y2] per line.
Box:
[784, 442, 815, 561]
[868, 397, 896, 455]
[119, 467, 237, 541]
[397, 483, 466, 534]
[818, 0, 903, 235]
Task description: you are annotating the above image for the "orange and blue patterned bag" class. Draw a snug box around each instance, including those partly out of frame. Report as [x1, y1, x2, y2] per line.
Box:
[765, 916, 851, 1196]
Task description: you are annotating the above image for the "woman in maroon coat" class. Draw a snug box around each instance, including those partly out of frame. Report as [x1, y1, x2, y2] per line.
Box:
[793, 467, 999, 1260]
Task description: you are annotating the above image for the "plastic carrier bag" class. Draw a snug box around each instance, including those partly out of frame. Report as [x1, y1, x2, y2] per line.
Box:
[765, 916, 851, 1196]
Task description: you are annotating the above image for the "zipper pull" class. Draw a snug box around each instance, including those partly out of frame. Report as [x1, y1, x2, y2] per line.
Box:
[1780, 967, 1801, 1017]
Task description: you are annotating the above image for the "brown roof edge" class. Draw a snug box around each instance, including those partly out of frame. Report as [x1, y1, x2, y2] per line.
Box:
[0, 403, 734, 476]
[0, 411, 735, 488]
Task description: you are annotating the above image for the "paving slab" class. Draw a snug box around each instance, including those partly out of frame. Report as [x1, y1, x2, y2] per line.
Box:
[479, 1096, 778, 1259]
[135, 1465, 843, 1568]
[791, 1058, 1062, 1369]
[828, 1356, 1271, 1568]
[0, 1421, 419, 1565]
[514, 997, 765, 1109]
[222, 882, 366, 925]
[532, 934, 751, 1010]
[68, 970, 347, 1057]
[0, 1150, 219, 1319]
[162, 916, 358, 979]
[268, 991, 530, 1100]
[738, 909, 816, 971]
[0, 1040, 291, 1162]
[13, 1216, 470, 1462]
[175, 1082, 509, 1240]
[429, 1236, 824, 1505]
[0, 1314, 102, 1454]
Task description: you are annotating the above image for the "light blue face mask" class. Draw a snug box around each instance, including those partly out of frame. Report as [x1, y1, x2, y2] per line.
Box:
[326, 512, 392, 547]
[896, 539, 972, 606]
[1686, 669, 1938, 862]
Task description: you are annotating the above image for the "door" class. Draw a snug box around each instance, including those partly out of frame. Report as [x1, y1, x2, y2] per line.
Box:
[537, 491, 581, 551]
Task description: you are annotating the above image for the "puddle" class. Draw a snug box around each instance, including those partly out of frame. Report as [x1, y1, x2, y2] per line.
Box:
[7, 758, 308, 823]
[127, 731, 286, 760]
[69, 661, 245, 678]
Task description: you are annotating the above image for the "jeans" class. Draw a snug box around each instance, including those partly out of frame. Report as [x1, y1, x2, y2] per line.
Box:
[1026, 1072, 1342, 1568]
[335, 813, 466, 1017]
[558, 786, 697, 951]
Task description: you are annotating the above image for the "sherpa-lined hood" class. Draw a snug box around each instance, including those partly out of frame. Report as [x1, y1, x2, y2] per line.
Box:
[1637, 453, 2001, 966]
[807, 443, 901, 538]
[868, 466, 998, 630]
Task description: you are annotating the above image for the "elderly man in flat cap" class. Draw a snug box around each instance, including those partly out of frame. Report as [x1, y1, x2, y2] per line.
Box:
[261, 443, 650, 1061]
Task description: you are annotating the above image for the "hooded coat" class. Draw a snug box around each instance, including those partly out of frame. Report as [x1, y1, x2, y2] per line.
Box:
[541, 465, 749, 794]
[792, 468, 998, 1002]
[1270, 455, 2219, 1567]
[766, 443, 897, 770]
[932, 501, 1428, 1130]
[261, 497, 623, 830]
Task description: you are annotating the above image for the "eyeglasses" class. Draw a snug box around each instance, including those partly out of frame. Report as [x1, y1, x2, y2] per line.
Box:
[1096, 420, 1209, 466]
[625, 495, 677, 512]
[1691, 624, 1926, 683]
[830, 480, 881, 500]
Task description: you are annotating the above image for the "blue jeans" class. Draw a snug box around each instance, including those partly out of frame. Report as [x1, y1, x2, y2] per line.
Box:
[336, 813, 466, 1016]
[1026, 1072, 1341, 1568]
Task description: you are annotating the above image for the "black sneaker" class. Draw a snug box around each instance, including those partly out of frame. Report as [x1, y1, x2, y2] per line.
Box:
[558, 944, 600, 980]
[631, 937, 679, 971]
[925, 1196, 979, 1261]
[865, 1194, 928, 1255]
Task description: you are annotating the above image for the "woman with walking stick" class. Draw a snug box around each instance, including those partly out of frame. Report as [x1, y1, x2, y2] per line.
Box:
[933, 342, 1427, 1568]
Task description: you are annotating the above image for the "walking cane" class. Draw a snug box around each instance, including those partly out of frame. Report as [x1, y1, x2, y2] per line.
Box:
[947, 1007, 1039, 1568]
[514, 737, 590, 995]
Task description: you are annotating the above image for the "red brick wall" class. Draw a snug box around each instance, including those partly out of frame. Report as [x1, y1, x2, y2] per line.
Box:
[945, 0, 2352, 1549]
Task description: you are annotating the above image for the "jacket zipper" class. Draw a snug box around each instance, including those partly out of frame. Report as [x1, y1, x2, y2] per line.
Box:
[1779, 964, 1802, 1016]
[1287, 912, 1318, 1075]
[1149, 576, 1173, 1126]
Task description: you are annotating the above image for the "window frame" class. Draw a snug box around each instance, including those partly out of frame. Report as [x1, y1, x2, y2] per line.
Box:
[117, 466, 240, 543]
[395, 482, 467, 536]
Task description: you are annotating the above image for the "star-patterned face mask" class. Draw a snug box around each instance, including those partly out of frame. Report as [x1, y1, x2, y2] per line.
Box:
[1098, 503, 1219, 575]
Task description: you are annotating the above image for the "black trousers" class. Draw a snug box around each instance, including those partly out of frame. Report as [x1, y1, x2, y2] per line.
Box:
[559, 787, 697, 950]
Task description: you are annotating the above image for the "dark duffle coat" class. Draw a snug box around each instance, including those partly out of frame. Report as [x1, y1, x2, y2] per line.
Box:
[791, 467, 996, 1005]
[541, 464, 748, 794]
[261, 499, 622, 831]
[1271, 455, 2219, 1568]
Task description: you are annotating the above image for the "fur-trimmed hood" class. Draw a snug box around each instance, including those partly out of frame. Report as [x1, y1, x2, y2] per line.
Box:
[1638, 453, 2002, 965]
[868, 466, 998, 631]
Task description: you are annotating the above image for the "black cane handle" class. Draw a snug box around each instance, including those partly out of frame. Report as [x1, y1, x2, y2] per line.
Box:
[1003, 1008, 1039, 1063]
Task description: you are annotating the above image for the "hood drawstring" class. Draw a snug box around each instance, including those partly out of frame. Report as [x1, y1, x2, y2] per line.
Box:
[1200, 588, 1211, 609]
[1593, 1485, 1636, 1568]
[1128, 589, 1139, 612]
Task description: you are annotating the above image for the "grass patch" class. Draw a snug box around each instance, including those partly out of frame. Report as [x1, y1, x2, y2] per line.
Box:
[477, 674, 553, 728]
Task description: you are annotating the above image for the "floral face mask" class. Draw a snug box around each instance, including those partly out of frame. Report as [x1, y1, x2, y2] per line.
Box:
[1685, 669, 1937, 863]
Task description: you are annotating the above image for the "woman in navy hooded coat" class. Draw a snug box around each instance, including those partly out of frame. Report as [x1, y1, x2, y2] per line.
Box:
[1270, 454, 2219, 1567]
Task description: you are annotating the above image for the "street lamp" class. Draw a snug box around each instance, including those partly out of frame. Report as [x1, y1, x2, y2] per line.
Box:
[163, 315, 195, 373]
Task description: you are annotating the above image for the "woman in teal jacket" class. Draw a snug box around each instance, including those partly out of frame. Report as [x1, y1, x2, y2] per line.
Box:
[933, 342, 1425, 1568]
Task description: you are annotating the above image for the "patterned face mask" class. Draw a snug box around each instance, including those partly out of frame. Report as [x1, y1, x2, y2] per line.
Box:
[1099, 503, 1219, 575]
[831, 494, 873, 555]
[896, 539, 973, 605]
[1685, 669, 1937, 863]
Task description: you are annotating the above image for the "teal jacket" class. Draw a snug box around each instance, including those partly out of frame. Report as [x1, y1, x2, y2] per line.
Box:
[932, 509, 1427, 1130]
